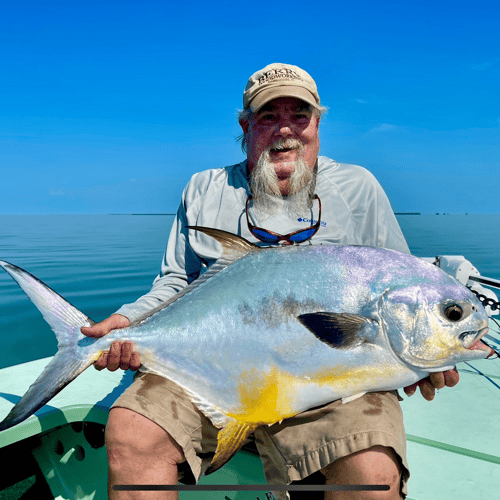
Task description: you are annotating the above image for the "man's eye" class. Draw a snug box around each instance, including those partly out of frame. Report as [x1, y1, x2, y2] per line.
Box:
[261, 114, 276, 121]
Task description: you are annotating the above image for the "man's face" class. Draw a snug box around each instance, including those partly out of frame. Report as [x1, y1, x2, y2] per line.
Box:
[240, 97, 320, 195]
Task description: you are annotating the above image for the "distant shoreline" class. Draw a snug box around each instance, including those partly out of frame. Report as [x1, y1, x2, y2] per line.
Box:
[109, 213, 177, 216]
[1, 213, 500, 216]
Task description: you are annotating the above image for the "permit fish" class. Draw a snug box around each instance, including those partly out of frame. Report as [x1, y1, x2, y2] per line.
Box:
[0, 227, 494, 474]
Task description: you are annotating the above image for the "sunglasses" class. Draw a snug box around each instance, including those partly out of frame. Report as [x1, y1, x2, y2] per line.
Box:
[245, 194, 322, 244]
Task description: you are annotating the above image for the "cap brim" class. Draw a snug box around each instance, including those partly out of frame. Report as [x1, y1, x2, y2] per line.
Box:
[249, 86, 319, 113]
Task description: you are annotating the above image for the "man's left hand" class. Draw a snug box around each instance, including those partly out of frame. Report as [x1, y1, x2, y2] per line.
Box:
[403, 368, 460, 401]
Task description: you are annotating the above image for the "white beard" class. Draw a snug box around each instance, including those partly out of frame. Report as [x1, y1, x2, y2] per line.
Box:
[249, 138, 317, 219]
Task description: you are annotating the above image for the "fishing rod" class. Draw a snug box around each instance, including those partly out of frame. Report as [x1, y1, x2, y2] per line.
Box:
[468, 275, 500, 290]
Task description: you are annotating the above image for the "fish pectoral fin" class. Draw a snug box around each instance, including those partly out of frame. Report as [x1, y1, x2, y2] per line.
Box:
[205, 420, 258, 475]
[297, 312, 375, 349]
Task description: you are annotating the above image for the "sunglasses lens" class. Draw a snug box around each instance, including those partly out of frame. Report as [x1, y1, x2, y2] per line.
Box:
[289, 227, 318, 243]
[246, 195, 321, 244]
[251, 228, 280, 243]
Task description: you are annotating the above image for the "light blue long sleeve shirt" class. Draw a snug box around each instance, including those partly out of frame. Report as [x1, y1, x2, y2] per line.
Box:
[115, 156, 410, 322]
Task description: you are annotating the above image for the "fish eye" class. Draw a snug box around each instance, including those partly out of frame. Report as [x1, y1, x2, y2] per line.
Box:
[444, 304, 463, 321]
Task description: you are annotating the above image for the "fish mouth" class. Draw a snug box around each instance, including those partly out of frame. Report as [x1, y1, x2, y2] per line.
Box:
[460, 327, 492, 354]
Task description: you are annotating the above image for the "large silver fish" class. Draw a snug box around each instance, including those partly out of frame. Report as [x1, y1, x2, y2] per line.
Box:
[0, 227, 493, 473]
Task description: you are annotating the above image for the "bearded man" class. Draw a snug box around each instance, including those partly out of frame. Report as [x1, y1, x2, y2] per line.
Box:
[82, 63, 459, 500]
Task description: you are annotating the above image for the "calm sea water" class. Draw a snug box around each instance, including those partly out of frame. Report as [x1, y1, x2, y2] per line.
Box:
[1, 214, 499, 369]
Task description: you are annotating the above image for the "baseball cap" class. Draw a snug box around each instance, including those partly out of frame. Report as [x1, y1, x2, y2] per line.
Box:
[243, 63, 321, 113]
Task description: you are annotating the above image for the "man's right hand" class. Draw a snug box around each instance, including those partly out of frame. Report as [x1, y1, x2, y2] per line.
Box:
[81, 314, 141, 372]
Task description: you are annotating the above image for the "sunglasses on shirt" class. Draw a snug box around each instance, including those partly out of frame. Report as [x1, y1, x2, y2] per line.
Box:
[245, 194, 322, 244]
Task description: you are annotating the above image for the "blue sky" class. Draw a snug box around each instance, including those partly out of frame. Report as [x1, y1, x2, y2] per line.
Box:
[1, 0, 498, 214]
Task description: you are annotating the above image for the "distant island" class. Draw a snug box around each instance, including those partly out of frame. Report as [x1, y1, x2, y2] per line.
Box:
[102, 212, 500, 217]
[109, 213, 177, 216]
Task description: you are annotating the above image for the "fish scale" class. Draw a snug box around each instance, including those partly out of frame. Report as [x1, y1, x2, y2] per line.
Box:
[0, 226, 494, 474]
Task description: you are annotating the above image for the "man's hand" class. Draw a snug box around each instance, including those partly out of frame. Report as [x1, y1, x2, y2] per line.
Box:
[81, 314, 141, 372]
[403, 368, 460, 401]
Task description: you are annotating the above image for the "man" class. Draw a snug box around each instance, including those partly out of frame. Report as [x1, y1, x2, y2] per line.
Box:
[82, 63, 459, 500]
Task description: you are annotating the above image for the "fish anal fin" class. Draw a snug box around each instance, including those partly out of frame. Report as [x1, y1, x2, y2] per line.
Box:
[205, 419, 257, 475]
[297, 312, 375, 349]
[342, 392, 367, 404]
[187, 226, 259, 260]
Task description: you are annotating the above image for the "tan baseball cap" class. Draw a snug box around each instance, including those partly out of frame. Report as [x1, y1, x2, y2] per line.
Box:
[243, 63, 321, 112]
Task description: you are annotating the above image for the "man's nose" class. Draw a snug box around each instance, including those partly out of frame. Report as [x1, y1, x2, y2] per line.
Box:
[276, 118, 294, 136]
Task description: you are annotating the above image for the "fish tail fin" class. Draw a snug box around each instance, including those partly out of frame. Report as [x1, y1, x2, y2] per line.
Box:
[205, 420, 257, 475]
[0, 261, 102, 431]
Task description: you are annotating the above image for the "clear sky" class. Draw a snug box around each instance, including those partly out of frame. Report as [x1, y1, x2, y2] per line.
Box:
[1, 0, 499, 215]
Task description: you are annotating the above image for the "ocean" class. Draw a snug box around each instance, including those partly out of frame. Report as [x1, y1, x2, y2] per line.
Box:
[1, 214, 499, 370]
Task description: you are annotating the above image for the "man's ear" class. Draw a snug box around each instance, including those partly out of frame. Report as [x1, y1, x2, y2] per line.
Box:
[239, 118, 250, 135]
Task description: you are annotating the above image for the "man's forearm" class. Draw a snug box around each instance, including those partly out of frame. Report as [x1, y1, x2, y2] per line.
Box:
[114, 273, 189, 323]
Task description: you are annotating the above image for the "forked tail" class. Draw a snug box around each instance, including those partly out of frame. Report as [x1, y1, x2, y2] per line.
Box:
[0, 261, 103, 431]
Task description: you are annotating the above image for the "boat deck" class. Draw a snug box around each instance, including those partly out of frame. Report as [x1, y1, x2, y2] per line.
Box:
[1, 323, 499, 500]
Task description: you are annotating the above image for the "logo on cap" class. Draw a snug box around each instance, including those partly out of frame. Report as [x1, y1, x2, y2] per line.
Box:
[258, 68, 302, 85]
[243, 63, 320, 112]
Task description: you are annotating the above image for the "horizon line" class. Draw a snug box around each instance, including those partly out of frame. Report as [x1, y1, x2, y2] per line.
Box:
[1, 212, 500, 216]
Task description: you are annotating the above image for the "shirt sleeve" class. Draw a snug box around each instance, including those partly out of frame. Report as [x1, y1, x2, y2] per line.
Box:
[114, 188, 203, 323]
[372, 178, 410, 253]
[345, 166, 410, 253]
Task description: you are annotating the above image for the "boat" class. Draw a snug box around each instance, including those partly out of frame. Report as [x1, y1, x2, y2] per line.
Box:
[1, 256, 499, 500]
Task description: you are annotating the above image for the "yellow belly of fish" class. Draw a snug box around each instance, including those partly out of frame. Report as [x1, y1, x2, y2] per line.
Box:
[227, 367, 300, 424]
[228, 363, 402, 426]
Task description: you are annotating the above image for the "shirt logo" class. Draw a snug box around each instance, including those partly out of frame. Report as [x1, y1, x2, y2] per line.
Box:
[298, 217, 327, 227]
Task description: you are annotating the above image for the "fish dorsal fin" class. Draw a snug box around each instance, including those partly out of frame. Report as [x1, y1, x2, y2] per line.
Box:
[297, 312, 375, 349]
[205, 419, 258, 475]
[187, 226, 259, 260]
[130, 228, 259, 326]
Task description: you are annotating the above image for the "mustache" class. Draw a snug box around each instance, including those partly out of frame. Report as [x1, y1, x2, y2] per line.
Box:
[269, 137, 304, 153]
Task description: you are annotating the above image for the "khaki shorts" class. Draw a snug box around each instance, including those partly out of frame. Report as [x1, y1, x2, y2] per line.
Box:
[112, 372, 409, 498]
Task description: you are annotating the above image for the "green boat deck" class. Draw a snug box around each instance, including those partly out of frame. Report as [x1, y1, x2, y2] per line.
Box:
[1, 325, 499, 500]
